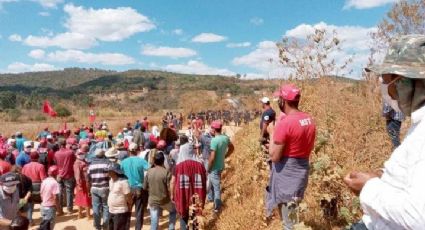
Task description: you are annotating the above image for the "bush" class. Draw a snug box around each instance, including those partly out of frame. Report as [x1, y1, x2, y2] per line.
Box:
[32, 114, 47, 121]
[55, 105, 72, 117]
[6, 109, 21, 122]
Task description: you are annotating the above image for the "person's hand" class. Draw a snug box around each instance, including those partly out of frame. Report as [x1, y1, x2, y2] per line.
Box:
[343, 171, 378, 196]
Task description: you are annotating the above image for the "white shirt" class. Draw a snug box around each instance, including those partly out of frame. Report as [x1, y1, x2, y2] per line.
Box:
[360, 105, 425, 230]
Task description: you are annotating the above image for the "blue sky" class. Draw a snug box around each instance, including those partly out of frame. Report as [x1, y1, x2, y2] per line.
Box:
[0, 0, 396, 78]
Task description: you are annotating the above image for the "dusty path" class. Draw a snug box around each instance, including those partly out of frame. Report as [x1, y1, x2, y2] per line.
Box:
[28, 125, 242, 230]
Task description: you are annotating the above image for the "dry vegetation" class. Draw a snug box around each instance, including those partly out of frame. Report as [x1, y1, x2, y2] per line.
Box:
[209, 78, 402, 229]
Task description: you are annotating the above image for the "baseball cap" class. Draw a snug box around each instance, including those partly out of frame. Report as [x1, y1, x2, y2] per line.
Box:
[105, 148, 118, 158]
[273, 84, 301, 101]
[30, 150, 39, 160]
[95, 148, 105, 157]
[46, 135, 53, 139]
[211, 120, 223, 129]
[260, 97, 270, 104]
[0, 172, 20, 186]
[24, 141, 32, 148]
[128, 142, 138, 152]
[48, 166, 59, 176]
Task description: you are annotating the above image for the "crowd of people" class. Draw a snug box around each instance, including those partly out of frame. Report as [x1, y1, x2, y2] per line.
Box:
[0, 114, 234, 230]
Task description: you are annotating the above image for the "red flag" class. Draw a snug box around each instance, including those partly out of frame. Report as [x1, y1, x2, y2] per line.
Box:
[42, 100, 57, 117]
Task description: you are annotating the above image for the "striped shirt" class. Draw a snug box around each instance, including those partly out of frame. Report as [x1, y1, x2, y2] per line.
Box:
[382, 103, 405, 122]
[88, 157, 110, 189]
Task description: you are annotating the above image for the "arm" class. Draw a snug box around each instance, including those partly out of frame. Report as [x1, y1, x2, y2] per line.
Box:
[208, 150, 216, 172]
[0, 218, 12, 227]
[360, 161, 425, 228]
[170, 175, 175, 201]
[269, 141, 284, 162]
[226, 142, 234, 156]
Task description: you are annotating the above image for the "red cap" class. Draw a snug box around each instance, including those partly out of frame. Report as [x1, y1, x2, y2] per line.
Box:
[273, 84, 301, 101]
[0, 149, 7, 158]
[48, 166, 59, 176]
[157, 140, 166, 150]
[211, 120, 223, 129]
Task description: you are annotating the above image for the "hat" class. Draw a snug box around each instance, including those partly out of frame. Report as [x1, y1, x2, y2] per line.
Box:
[48, 166, 59, 176]
[273, 84, 301, 101]
[46, 135, 53, 139]
[107, 163, 124, 175]
[24, 141, 32, 148]
[157, 140, 166, 150]
[15, 131, 22, 136]
[365, 35, 425, 79]
[0, 172, 20, 186]
[95, 148, 105, 157]
[260, 97, 270, 104]
[211, 120, 223, 129]
[128, 142, 138, 152]
[0, 149, 7, 158]
[105, 148, 118, 158]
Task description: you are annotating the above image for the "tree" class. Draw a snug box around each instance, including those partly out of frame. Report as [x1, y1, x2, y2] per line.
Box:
[55, 105, 72, 117]
[370, 0, 425, 63]
[276, 28, 353, 80]
[0, 92, 17, 110]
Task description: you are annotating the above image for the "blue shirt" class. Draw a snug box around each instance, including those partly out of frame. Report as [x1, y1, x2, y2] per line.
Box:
[15, 137, 26, 152]
[121, 156, 150, 188]
[16, 152, 30, 167]
[260, 108, 276, 130]
[383, 103, 405, 122]
[200, 133, 212, 159]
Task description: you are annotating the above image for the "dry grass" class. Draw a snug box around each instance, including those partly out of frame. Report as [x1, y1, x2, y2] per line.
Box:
[209, 78, 401, 229]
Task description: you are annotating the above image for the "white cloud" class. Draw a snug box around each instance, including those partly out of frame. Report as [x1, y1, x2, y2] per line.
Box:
[64, 4, 155, 42]
[141, 45, 197, 58]
[42, 50, 135, 65]
[33, 0, 63, 8]
[250, 17, 264, 26]
[172, 29, 183, 35]
[191, 33, 227, 43]
[343, 0, 398, 9]
[24, 32, 97, 49]
[38, 11, 50, 16]
[0, 0, 18, 9]
[232, 41, 280, 72]
[28, 49, 45, 59]
[6, 62, 57, 73]
[8, 34, 22, 42]
[165, 60, 235, 76]
[226, 42, 251, 48]
[233, 22, 376, 79]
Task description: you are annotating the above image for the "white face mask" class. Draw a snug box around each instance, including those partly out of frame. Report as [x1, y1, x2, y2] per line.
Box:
[380, 78, 401, 112]
[2, 185, 17, 194]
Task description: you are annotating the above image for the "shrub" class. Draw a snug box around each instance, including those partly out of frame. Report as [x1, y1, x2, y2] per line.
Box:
[55, 105, 72, 117]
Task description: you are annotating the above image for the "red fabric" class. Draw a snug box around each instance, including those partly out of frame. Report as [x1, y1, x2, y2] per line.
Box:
[89, 110, 96, 123]
[73, 159, 91, 207]
[0, 160, 11, 176]
[54, 148, 76, 179]
[149, 134, 159, 144]
[42, 100, 57, 117]
[22, 162, 47, 183]
[174, 160, 207, 218]
[273, 112, 316, 159]
[142, 120, 149, 130]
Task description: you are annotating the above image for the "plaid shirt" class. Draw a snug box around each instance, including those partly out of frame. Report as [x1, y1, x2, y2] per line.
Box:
[383, 103, 405, 122]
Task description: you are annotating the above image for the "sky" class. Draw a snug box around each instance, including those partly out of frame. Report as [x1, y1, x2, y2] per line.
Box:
[0, 0, 397, 78]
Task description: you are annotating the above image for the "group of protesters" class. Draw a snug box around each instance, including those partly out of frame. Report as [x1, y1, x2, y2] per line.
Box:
[0, 114, 234, 230]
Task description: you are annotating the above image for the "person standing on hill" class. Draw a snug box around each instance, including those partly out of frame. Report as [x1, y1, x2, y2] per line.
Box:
[259, 97, 276, 146]
[207, 120, 234, 213]
[344, 35, 425, 230]
[266, 84, 316, 230]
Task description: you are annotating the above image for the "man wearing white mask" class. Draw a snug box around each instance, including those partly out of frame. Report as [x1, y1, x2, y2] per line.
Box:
[380, 76, 405, 149]
[344, 35, 425, 229]
[0, 172, 20, 229]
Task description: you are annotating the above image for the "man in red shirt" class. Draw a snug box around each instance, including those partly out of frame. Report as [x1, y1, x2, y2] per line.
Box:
[267, 84, 316, 230]
[0, 149, 11, 176]
[22, 150, 47, 183]
[54, 139, 76, 214]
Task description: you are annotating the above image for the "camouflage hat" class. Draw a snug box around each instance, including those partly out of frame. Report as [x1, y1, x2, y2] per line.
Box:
[366, 34, 425, 79]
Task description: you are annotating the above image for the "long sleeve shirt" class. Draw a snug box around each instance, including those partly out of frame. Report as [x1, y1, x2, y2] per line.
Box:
[360, 105, 425, 229]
